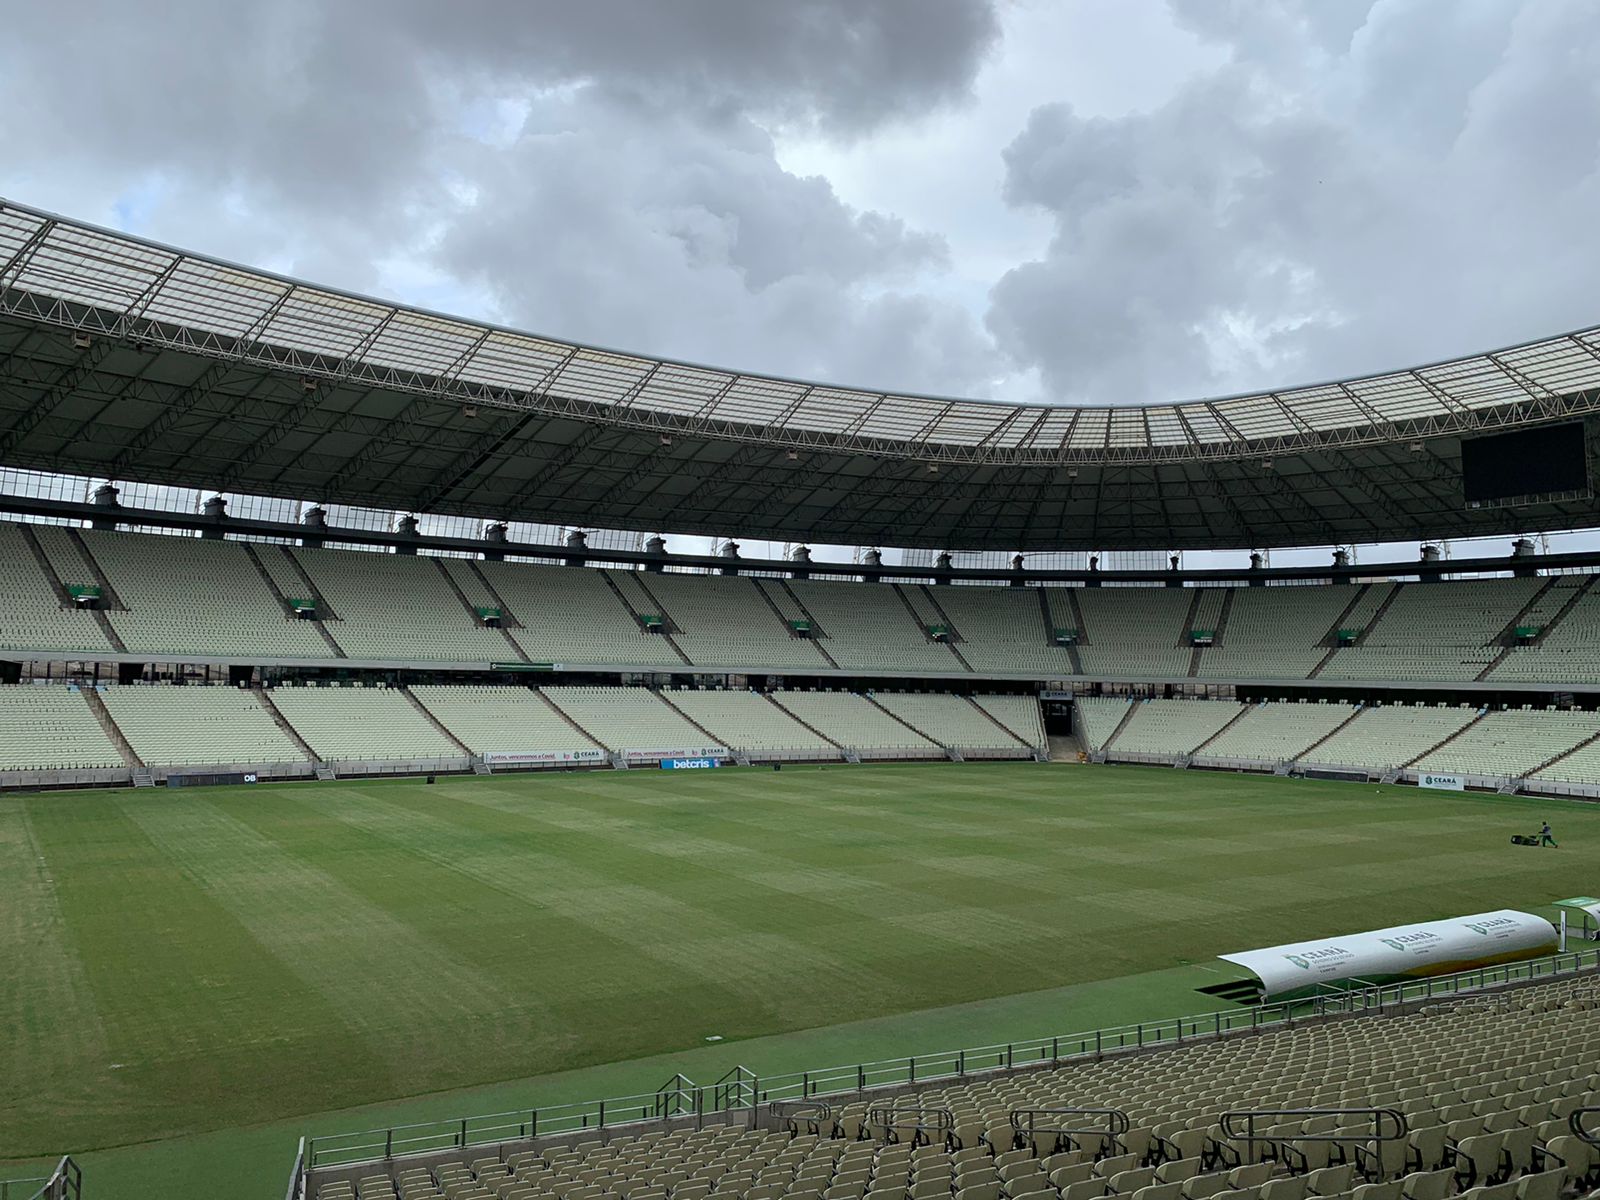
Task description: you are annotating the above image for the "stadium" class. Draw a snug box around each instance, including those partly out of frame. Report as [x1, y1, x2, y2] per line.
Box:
[3, 194, 1600, 1200]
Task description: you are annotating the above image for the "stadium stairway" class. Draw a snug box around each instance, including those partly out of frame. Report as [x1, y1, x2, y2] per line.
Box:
[1483, 577, 1600, 682]
[1401, 710, 1488, 770]
[402, 686, 474, 756]
[604, 571, 694, 665]
[15, 522, 74, 606]
[766, 693, 856, 760]
[1476, 580, 1564, 681]
[1097, 701, 1143, 754]
[257, 688, 322, 763]
[272, 546, 349, 658]
[963, 695, 1040, 754]
[863, 693, 956, 759]
[1189, 703, 1253, 755]
[78, 686, 142, 768]
[1294, 704, 1367, 762]
[766, 580, 843, 669]
[656, 691, 748, 764]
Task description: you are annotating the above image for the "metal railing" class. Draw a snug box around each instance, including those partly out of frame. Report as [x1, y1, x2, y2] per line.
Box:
[301, 947, 1600, 1173]
[4, 1159, 82, 1200]
[1574, 1107, 1600, 1146]
[1219, 1107, 1407, 1176]
[1010, 1107, 1129, 1145]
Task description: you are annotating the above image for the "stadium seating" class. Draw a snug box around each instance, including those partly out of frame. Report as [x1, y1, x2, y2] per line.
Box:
[787, 580, 963, 674]
[326, 973, 1600, 1200]
[921, 586, 1078, 676]
[1299, 704, 1480, 771]
[1493, 578, 1600, 684]
[1195, 585, 1354, 680]
[870, 692, 1031, 753]
[972, 694, 1048, 748]
[1105, 698, 1246, 757]
[0, 684, 122, 771]
[1073, 697, 1132, 752]
[79, 529, 333, 659]
[1412, 707, 1600, 781]
[408, 685, 603, 756]
[660, 689, 838, 757]
[0, 523, 114, 654]
[1199, 701, 1358, 764]
[769, 690, 941, 755]
[539, 686, 716, 753]
[1074, 588, 1194, 679]
[479, 561, 684, 667]
[1319, 579, 1543, 682]
[267, 685, 463, 762]
[638, 573, 833, 669]
[99, 684, 305, 767]
[291, 547, 512, 661]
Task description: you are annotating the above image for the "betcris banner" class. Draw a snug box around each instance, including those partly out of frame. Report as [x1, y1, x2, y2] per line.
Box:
[1419, 772, 1465, 791]
[661, 757, 720, 770]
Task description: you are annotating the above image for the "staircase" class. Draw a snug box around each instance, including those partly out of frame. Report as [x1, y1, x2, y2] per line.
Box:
[432, 561, 533, 662]
[1522, 723, 1600, 782]
[131, 766, 155, 788]
[255, 688, 320, 763]
[1212, 590, 1236, 645]
[1067, 590, 1091, 646]
[893, 584, 972, 671]
[1402, 710, 1487, 770]
[763, 693, 846, 756]
[90, 608, 127, 653]
[1292, 704, 1366, 763]
[862, 693, 947, 752]
[775, 580, 841, 668]
[79, 687, 143, 770]
[1476, 578, 1562, 681]
[654, 691, 733, 752]
[399, 686, 472, 756]
[964, 695, 1036, 752]
[15, 523, 73, 606]
[242, 543, 302, 620]
[602, 570, 693, 665]
[1191, 703, 1255, 756]
[471, 758, 492, 775]
[1047, 732, 1082, 763]
[314, 764, 337, 781]
[1352, 583, 1403, 647]
[533, 688, 609, 754]
[1098, 700, 1142, 754]
[279, 547, 347, 658]
[917, 585, 977, 671]
[65, 529, 127, 609]
[1479, 576, 1600, 681]
[465, 561, 525, 627]
[1309, 584, 1374, 679]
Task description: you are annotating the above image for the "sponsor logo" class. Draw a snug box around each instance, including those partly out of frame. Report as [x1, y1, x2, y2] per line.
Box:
[1465, 918, 1516, 936]
[662, 758, 719, 770]
[1284, 946, 1352, 970]
[1379, 932, 1440, 952]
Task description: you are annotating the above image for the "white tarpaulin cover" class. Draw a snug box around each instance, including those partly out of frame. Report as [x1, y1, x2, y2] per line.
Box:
[1219, 909, 1556, 998]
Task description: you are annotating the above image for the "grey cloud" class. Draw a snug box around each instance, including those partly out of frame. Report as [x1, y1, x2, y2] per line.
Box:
[986, 0, 1600, 405]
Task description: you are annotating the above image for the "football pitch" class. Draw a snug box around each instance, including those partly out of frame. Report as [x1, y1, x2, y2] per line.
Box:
[3, 762, 1597, 1200]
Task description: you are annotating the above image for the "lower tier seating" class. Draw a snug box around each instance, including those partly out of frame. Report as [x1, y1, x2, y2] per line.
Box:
[769, 691, 941, 754]
[0, 685, 122, 771]
[409, 685, 603, 756]
[267, 685, 462, 762]
[99, 684, 304, 766]
[316, 972, 1600, 1200]
[870, 693, 1031, 752]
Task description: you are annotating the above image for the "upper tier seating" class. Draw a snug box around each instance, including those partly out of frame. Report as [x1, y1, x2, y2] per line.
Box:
[1073, 697, 1131, 752]
[408, 685, 602, 756]
[291, 548, 512, 661]
[1413, 707, 1600, 780]
[1107, 698, 1246, 756]
[870, 692, 1031, 752]
[787, 580, 963, 674]
[1199, 700, 1358, 763]
[0, 524, 114, 654]
[80, 529, 332, 659]
[479, 561, 684, 667]
[1494, 579, 1600, 684]
[338, 973, 1600, 1200]
[267, 685, 462, 761]
[973, 693, 1048, 748]
[920, 585, 1078, 676]
[1300, 703, 1480, 771]
[1319, 578, 1543, 682]
[661, 690, 836, 755]
[769, 691, 941, 754]
[0, 685, 122, 770]
[1196, 584, 1355, 680]
[1074, 588, 1194, 679]
[539, 686, 714, 752]
[99, 684, 304, 766]
[637, 573, 832, 669]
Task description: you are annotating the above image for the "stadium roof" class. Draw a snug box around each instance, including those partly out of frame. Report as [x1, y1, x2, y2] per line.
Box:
[2, 197, 1599, 551]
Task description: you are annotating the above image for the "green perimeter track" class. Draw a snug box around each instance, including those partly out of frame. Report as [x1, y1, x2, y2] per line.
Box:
[2, 763, 1594, 1200]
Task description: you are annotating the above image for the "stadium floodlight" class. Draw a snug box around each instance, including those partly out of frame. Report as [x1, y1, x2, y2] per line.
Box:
[71, 331, 91, 349]
[462, 404, 479, 419]
[786, 449, 799, 461]
[659, 433, 673, 446]
[1261, 458, 1274, 470]
[300, 376, 318, 392]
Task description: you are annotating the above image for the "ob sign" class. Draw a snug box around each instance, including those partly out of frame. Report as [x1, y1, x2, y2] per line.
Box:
[662, 758, 719, 770]
[1419, 772, 1464, 792]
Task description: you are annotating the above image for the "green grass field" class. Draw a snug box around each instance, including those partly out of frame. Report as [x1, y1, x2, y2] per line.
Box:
[3, 763, 1596, 1200]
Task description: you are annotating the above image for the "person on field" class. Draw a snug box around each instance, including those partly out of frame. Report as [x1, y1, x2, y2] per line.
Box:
[1540, 821, 1557, 848]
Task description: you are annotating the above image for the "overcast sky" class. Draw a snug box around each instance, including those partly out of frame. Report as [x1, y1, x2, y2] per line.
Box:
[3, 0, 1598, 565]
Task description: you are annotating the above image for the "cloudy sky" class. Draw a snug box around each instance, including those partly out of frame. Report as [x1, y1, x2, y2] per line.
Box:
[3, 0, 1598, 563]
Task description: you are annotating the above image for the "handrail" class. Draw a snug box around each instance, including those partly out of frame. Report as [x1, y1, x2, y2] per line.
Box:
[298, 947, 1600, 1173]
[22, 1158, 80, 1200]
[285, 1138, 306, 1200]
[1572, 1107, 1600, 1146]
[1010, 1108, 1130, 1137]
[866, 1106, 953, 1136]
[1220, 1107, 1408, 1145]
[768, 1101, 832, 1120]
